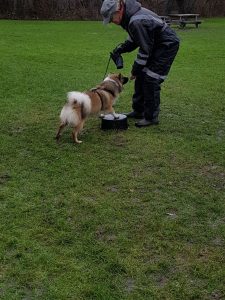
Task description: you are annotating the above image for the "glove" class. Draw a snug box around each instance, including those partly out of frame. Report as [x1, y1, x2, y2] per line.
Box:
[110, 44, 124, 69]
[112, 43, 124, 55]
[110, 51, 123, 69]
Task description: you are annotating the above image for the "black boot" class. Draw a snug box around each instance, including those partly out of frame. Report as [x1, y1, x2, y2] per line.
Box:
[135, 117, 159, 127]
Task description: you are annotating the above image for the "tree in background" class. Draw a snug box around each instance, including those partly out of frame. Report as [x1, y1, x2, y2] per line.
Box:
[0, 0, 225, 19]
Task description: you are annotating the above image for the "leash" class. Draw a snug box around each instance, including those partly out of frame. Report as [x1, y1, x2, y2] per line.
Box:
[103, 55, 111, 80]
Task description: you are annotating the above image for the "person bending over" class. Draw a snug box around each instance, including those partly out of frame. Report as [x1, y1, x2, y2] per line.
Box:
[101, 0, 180, 127]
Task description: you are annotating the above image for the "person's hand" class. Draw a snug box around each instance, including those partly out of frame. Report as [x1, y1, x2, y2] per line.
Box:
[130, 74, 136, 80]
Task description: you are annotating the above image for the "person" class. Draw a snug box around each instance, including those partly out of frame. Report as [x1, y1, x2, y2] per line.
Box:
[100, 0, 180, 127]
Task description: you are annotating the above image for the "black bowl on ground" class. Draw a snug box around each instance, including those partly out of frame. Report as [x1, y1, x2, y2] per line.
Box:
[101, 114, 128, 130]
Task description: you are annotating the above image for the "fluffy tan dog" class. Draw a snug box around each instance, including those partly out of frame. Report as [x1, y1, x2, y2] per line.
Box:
[56, 73, 128, 143]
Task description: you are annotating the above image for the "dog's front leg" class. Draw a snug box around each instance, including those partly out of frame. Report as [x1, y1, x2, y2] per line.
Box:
[101, 108, 119, 119]
[105, 107, 119, 119]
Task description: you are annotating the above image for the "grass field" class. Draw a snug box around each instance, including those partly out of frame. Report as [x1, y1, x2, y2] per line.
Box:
[0, 18, 225, 299]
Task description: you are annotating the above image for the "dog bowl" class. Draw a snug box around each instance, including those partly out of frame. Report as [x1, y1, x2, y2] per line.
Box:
[101, 114, 128, 130]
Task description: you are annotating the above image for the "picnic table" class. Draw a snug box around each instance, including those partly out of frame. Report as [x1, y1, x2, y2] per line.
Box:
[168, 14, 202, 28]
[159, 16, 171, 25]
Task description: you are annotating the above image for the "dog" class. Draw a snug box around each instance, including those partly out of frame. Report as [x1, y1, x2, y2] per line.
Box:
[56, 73, 128, 144]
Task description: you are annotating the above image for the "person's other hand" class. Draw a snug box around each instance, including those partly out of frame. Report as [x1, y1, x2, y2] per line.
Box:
[130, 74, 136, 80]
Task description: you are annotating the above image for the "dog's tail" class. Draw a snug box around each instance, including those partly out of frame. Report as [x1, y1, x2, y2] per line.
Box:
[59, 92, 91, 127]
[67, 92, 90, 107]
[67, 92, 80, 105]
[67, 92, 91, 118]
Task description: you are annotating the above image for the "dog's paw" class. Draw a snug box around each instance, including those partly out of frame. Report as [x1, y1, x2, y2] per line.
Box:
[99, 114, 105, 119]
[113, 114, 120, 119]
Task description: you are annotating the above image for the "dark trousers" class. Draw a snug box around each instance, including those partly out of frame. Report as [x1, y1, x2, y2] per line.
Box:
[132, 41, 179, 120]
[132, 74, 162, 120]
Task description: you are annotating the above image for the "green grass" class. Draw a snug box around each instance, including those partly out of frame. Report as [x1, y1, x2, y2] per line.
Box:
[0, 19, 225, 299]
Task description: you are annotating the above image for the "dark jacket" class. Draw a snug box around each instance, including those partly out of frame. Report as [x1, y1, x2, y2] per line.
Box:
[118, 0, 180, 78]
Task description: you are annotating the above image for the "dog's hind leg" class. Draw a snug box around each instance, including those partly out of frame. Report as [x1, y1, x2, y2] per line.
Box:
[72, 120, 85, 144]
[56, 122, 66, 141]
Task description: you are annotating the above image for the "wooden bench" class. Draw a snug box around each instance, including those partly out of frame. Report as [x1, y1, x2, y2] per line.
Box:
[168, 14, 202, 29]
[179, 20, 202, 28]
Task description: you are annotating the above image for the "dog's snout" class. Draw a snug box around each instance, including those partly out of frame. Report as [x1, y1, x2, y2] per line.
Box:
[123, 77, 129, 85]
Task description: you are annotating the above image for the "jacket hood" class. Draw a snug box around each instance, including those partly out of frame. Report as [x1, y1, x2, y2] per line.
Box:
[121, 0, 141, 29]
[125, 0, 141, 18]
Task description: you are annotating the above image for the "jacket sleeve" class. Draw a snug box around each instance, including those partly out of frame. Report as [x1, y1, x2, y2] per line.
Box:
[116, 34, 138, 54]
[129, 20, 155, 76]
